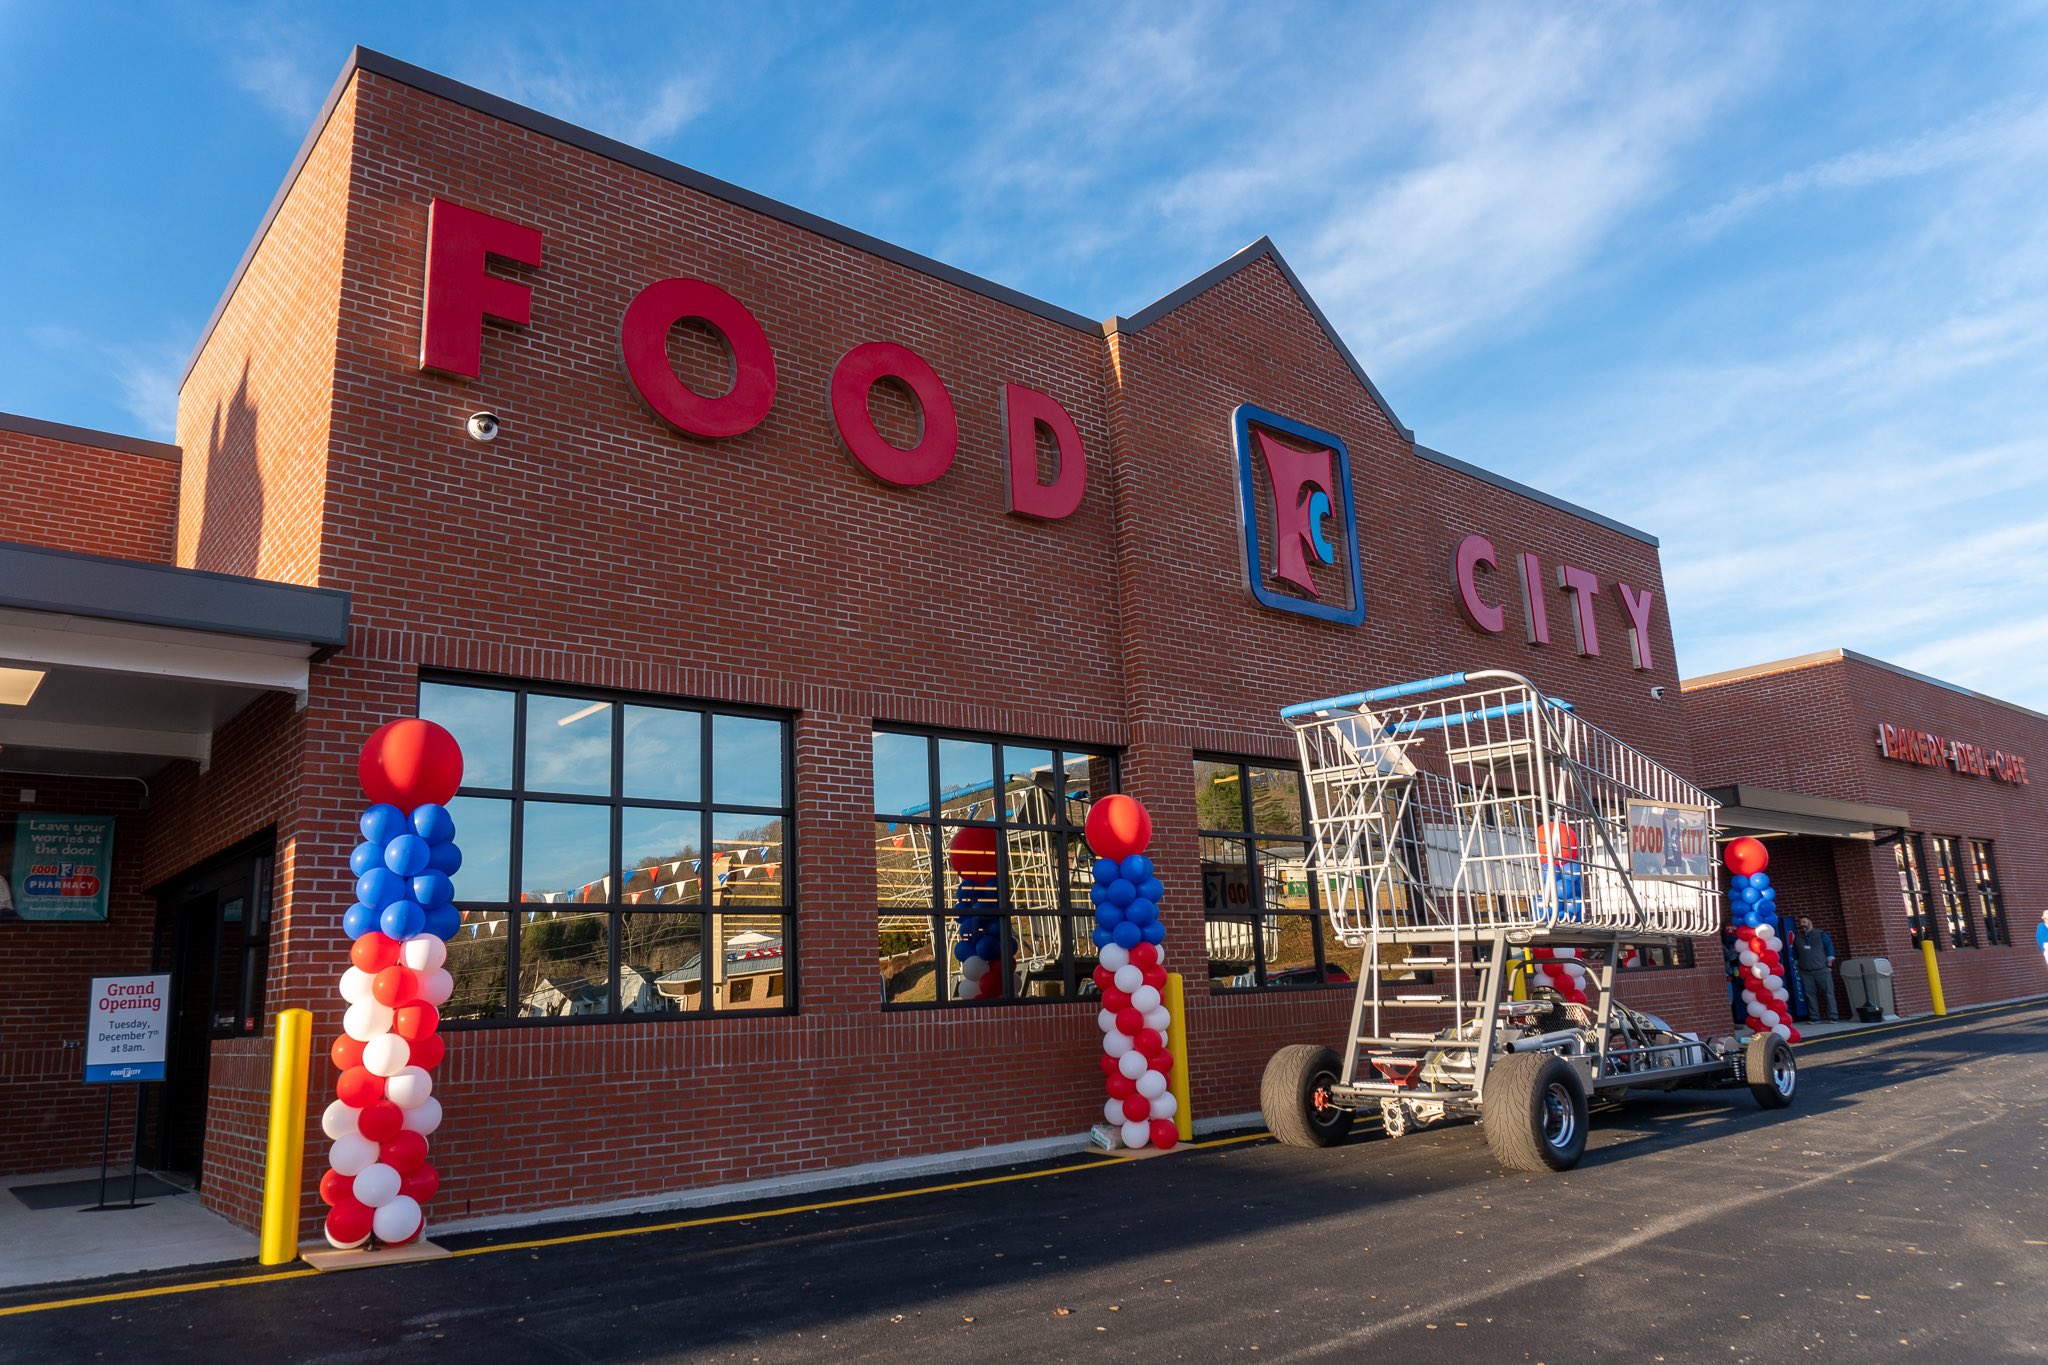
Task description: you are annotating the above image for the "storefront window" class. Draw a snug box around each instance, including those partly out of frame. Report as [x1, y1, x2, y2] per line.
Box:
[873, 727, 1116, 1006]
[1893, 835, 1934, 948]
[422, 678, 793, 1025]
[1926, 835, 1976, 949]
[1970, 840, 2009, 947]
[1194, 757, 1345, 991]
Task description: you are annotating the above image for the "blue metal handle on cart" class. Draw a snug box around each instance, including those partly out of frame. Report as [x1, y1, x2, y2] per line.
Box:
[1280, 673, 1467, 718]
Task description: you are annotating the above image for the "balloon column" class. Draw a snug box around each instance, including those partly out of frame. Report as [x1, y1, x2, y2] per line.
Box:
[1527, 944, 1593, 1006]
[948, 827, 1003, 1001]
[1724, 836, 1800, 1045]
[1538, 821, 1584, 923]
[318, 720, 464, 1251]
[1084, 795, 1178, 1151]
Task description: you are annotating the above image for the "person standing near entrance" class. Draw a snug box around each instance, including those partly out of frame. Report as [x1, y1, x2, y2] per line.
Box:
[1796, 916, 1839, 1022]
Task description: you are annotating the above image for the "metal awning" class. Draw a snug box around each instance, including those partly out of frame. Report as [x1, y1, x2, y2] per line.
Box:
[0, 541, 349, 777]
[1706, 784, 1908, 842]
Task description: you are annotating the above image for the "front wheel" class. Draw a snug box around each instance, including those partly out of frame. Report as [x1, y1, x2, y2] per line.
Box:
[1746, 1033, 1797, 1109]
[1261, 1044, 1354, 1148]
[1484, 1051, 1588, 1172]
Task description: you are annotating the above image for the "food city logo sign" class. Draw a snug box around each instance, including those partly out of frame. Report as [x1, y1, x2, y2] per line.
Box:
[1875, 723, 2029, 785]
[1451, 533, 1660, 670]
[418, 199, 1085, 520]
[1232, 405, 1366, 626]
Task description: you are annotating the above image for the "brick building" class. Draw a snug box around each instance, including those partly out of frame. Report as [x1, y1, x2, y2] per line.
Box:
[0, 49, 2034, 1236]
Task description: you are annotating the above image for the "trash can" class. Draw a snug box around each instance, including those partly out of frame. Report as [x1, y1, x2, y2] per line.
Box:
[1841, 958, 1882, 1020]
[1868, 957, 1895, 1018]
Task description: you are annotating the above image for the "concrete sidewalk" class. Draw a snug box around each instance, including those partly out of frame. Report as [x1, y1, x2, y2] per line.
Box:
[0, 1168, 256, 1288]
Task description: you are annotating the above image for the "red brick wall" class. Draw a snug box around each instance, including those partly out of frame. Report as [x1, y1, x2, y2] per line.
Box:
[0, 427, 178, 563]
[0, 776, 155, 1176]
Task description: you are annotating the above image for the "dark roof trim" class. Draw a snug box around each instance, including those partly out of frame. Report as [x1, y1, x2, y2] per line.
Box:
[0, 411, 180, 463]
[1107, 238, 1414, 441]
[1706, 783, 1909, 836]
[1414, 445, 1658, 547]
[1683, 648, 2047, 724]
[0, 540, 350, 650]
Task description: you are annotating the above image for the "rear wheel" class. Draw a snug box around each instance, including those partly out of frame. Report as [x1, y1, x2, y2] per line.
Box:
[1262, 1044, 1354, 1148]
[1484, 1051, 1588, 1172]
[1746, 1034, 1797, 1109]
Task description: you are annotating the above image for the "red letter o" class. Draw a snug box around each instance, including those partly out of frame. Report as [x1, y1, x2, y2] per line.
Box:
[829, 341, 958, 486]
[620, 278, 776, 439]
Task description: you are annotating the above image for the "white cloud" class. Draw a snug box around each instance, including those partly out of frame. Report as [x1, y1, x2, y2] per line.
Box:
[213, 13, 329, 130]
[464, 49, 704, 149]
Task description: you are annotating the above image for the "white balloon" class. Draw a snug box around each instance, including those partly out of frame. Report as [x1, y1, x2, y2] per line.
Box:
[363, 1033, 411, 1078]
[418, 968, 454, 1007]
[1130, 984, 1161, 1014]
[1741, 990, 1758, 1006]
[372, 1195, 422, 1244]
[1097, 1008, 1120, 1034]
[1135, 1069, 1169, 1099]
[1759, 1009, 1779, 1027]
[961, 956, 988, 981]
[321, 1100, 360, 1141]
[1562, 962, 1587, 977]
[401, 1096, 443, 1136]
[329, 1133, 378, 1177]
[401, 935, 447, 972]
[344, 1000, 394, 1042]
[1149, 1091, 1177, 1120]
[1143, 1007, 1172, 1034]
[1117, 1049, 1148, 1080]
[339, 967, 375, 1005]
[384, 1066, 434, 1109]
[1738, 950, 1757, 968]
[1765, 974, 1783, 992]
[1119, 1120, 1151, 1149]
[1103, 1097, 1126, 1125]
[1098, 943, 1130, 972]
[1113, 964, 1143, 994]
[1772, 1023, 1792, 1040]
[1103, 1031, 1134, 1058]
[353, 1162, 401, 1209]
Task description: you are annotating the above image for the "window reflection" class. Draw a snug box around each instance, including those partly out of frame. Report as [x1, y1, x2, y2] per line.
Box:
[937, 739, 995, 819]
[872, 731, 930, 819]
[1002, 746, 1055, 821]
[524, 695, 613, 795]
[446, 796, 511, 903]
[712, 915, 786, 1011]
[878, 915, 938, 1004]
[623, 705, 701, 802]
[421, 683, 515, 789]
[712, 714, 783, 807]
[1064, 752, 1113, 827]
[443, 910, 509, 1021]
[517, 908, 610, 1016]
[876, 821, 933, 910]
[1249, 767, 1304, 835]
[713, 812, 784, 906]
[622, 807, 703, 907]
[519, 801, 612, 904]
[621, 911, 703, 1014]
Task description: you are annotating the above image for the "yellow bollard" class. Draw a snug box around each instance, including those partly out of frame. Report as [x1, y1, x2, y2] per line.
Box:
[1919, 938, 1946, 1017]
[1165, 972, 1193, 1142]
[259, 1008, 313, 1265]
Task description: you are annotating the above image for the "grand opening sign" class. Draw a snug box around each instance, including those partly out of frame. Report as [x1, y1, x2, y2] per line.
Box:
[1876, 723, 2028, 785]
[84, 973, 170, 1082]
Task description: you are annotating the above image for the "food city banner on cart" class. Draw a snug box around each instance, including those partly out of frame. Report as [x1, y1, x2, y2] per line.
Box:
[10, 814, 115, 921]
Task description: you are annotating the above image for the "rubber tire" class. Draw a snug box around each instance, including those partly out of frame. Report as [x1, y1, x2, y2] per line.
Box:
[1484, 1051, 1589, 1172]
[1261, 1044, 1355, 1148]
[1747, 1033, 1797, 1109]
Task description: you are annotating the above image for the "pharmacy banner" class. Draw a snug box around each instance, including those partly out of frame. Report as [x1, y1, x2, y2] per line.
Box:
[11, 814, 115, 921]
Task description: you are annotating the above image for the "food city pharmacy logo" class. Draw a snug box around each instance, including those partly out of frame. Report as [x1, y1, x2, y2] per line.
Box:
[1231, 405, 1366, 625]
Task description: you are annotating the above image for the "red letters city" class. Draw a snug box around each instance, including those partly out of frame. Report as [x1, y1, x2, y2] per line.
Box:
[1452, 532, 1659, 669]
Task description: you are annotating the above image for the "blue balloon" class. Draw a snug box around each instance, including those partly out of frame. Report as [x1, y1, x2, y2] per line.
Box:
[1760, 886, 1777, 901]
[349, 841, 381, 877]
[1119, 854, 1153, 883]
[1092, 858, 1120, 884]
[342, 902, 378, 939]
[1091, 927, 1113, 949]
[953, 941, 975, 963]
[360, 804, 407, 846]
[424, 903, 462, 940]
[1140, 921, 1166, 945]
[427, 840, 463, 875]
[412, 872, 455, 908]
[1738, 886, 1760, 905]
[1111, 921, 1142, 950]
[1125, 898, 1158, 927]
[1750, 871, 1771, 890]
[1729, 873, 1751, 891]
[1095, 905, 1123, 931]
[1140, 877, 1165, 904]
[384, 834, 432, 878]
[975, 934, 1000, 959]
[355, 868, 407, 912]
[380, 899, 426, 940]
[1106, 878, 1138, 908]
[411, 803, 456, 844]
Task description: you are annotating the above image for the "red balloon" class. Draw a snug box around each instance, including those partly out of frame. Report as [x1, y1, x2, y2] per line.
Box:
[336, 1066, 386, 1108]
[392, 1003, 440, 1041]
[1134, 1028, 1165, 1059]
[1085, 795, 1152, 860]
[1724, 837, 1769, 876]
[1538, 822, 1579, 864]
[1151, 1050, 1173, 1076]
[359, 718, 464, 811]
[1130, 942, 1160, 968]
[350, 933, 401, 974]
[399, 1162, 439, 1204]
[408, 1033, 445, 1071]
[357, 1100, 405, 1143]
[1115, 1007, 1144, 1037]
[1121, 1094, 1151, 1123]
[325, 1198, 373, 1246]
[1149, 1119, 1180, 1150]
[330, 1035, 366, 1072]
[372, 966, 420, 1009]
[946, 825, 999, 880]
[1099, 1054, 1120, 1076]
[1101, 987, 1131, 1013]
[1107, 1073, 1137, 1099]
[1786, 1028, 1802, 1045]
[319, 1168, 353, 1206]
[1092, 965, 1116, 991]
[380, 1129, 429, 1174]
[1142, 965, 1169, 990]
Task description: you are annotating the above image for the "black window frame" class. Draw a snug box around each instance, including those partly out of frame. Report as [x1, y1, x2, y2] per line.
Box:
[1926, 834, 1977, 949]
[422, 674, 797, 1028]
[1893, 833, 1936, 949]
[1193, 754, 1341, 994]
[1969, 839, 2010, 947]
[873, 724, 1119, 1009]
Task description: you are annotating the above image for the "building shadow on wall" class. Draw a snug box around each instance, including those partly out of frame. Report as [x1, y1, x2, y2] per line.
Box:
[193, 362, 263, 577]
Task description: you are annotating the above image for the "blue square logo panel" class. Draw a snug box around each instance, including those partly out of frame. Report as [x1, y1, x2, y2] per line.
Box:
[1232, 405, 1366, 625]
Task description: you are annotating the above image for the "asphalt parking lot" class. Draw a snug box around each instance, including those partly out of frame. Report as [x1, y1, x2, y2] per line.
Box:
[5, 1002, 2044, 1363]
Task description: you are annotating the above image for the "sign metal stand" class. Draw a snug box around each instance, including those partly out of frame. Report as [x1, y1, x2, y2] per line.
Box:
[82, 973, 171, 1212]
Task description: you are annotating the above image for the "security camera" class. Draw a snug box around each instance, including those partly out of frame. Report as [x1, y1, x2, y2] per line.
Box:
[1650, 685, 1668, 700]
[466, 412, 501, 442]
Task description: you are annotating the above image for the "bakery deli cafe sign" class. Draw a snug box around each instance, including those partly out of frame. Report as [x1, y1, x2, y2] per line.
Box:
[1876, 723, 2028, 785]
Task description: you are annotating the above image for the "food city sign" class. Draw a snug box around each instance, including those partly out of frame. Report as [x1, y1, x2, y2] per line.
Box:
[1875, 723, 2029, 785]
[419, 199, 1086, 520]
[1451, 533, 1660, 670]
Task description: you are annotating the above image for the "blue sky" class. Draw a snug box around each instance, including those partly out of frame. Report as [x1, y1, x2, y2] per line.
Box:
[4, 3, 2046, 709]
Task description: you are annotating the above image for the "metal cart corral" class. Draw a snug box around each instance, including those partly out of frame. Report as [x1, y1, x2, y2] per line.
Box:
[1261, 670, 1796, 1172]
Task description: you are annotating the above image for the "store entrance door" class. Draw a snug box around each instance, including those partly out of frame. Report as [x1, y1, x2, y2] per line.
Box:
[154, 840, 274, 1182]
